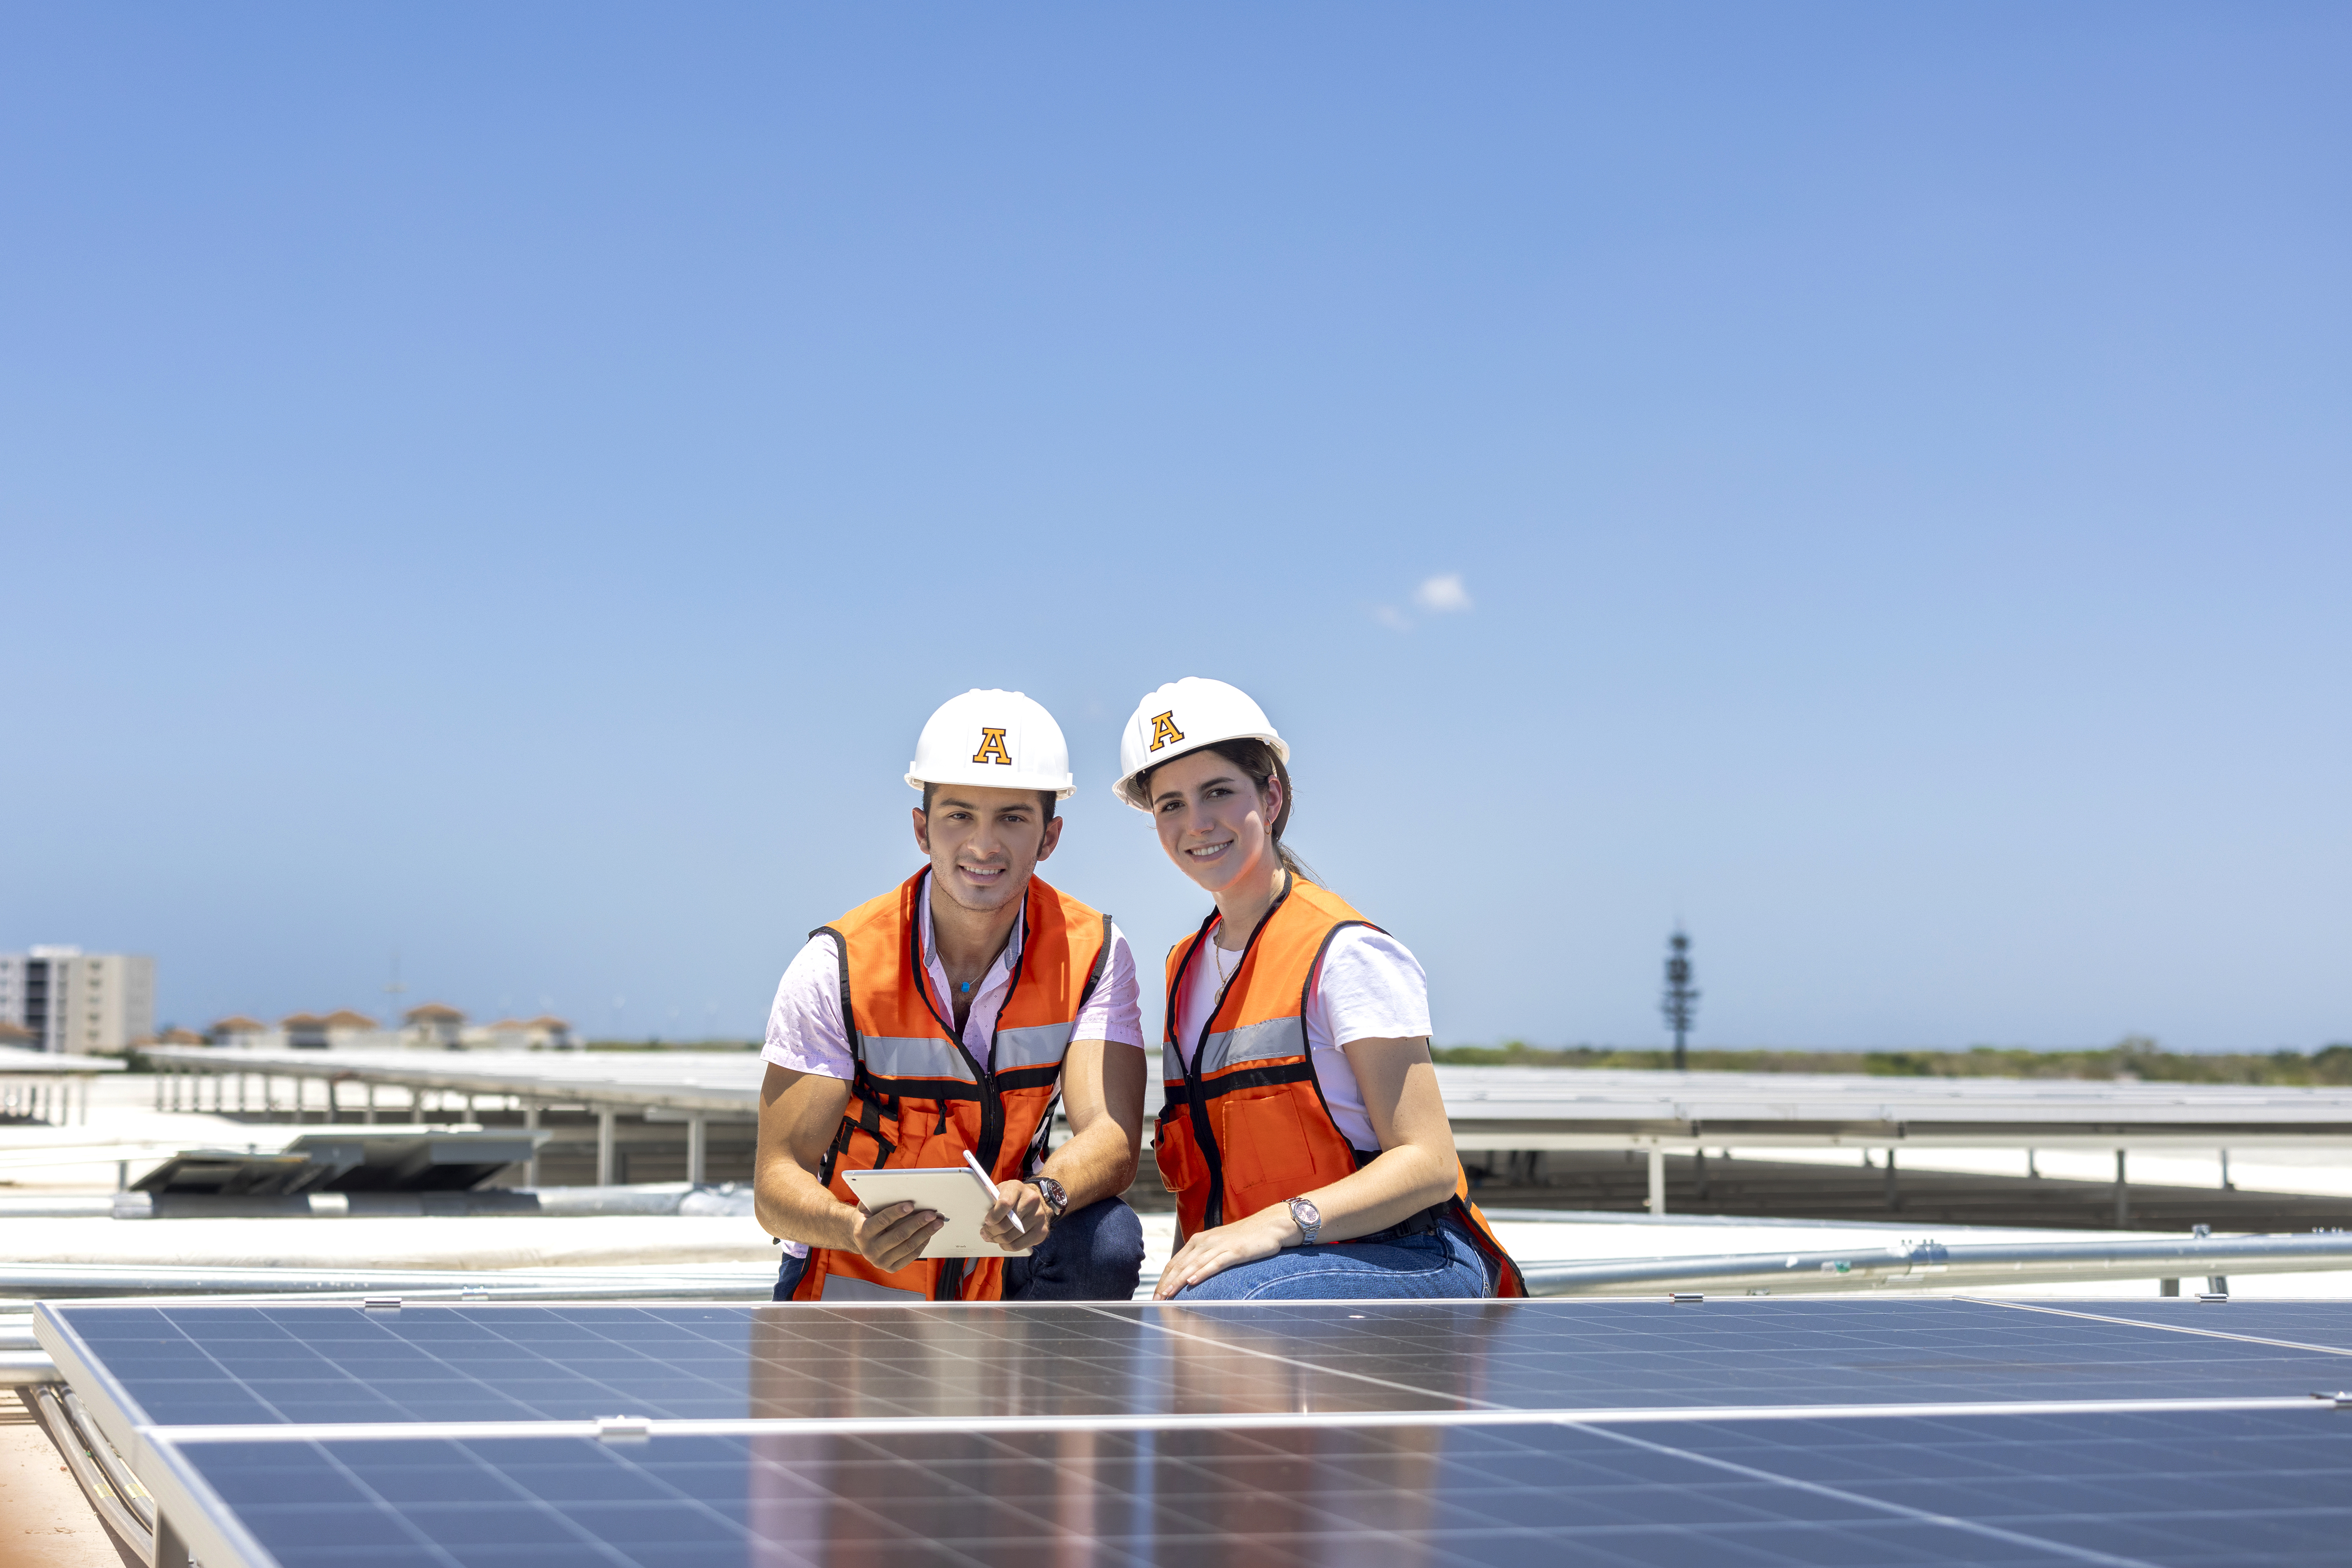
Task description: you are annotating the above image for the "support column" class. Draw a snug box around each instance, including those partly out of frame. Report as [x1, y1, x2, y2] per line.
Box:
[687, 1116, 707, 1187]
[2220, 1150, 2233, 1190]
[2114, 1149, 2129, 1228]
[1886, 1148, 1901, 1212]
[365, 1083, 376, 1124]
[2160, 1278, 2180, 1296]
[597, 1109, 617, 1187]
[327, 1078, 340, 1121]
[524, 1103, 540, 1188]
[1646, 1147, 1665, 1216]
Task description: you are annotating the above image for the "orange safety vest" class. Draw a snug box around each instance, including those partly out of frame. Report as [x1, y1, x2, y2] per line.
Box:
[792, 869, 1111, 1303]
[1154, 877, 1527, 1297]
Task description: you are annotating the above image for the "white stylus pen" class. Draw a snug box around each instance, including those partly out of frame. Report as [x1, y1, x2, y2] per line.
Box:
[963, 1148, 1023, 1236]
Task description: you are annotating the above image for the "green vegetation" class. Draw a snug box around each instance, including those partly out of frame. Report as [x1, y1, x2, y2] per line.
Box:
[1430, 1035, 2352, 1086]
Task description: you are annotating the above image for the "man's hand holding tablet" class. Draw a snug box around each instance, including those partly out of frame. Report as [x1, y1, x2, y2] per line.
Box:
[839, 1152, 1050, 1259]
[845, 1196, 946, 1273]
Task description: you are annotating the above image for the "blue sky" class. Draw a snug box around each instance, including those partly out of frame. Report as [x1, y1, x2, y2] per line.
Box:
[4, 5, 2345, 1051]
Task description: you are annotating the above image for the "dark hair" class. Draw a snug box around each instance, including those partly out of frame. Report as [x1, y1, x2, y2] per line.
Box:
[920, 783, 1057, 825]
[1138, 738, 1317, 884]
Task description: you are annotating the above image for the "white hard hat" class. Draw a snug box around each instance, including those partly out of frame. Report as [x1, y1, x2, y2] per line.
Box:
[1112, 677, 1289, 811]
[906, 689, 1076, 799]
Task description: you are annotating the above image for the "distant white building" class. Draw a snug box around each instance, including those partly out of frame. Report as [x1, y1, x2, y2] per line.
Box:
[464, 1015, 577, 1051]
[402, 1003, 467, 1050]
[282, 1009, 379, 1049]
[0, 947, 156, 1054]
[207, 1015, 276, 1048]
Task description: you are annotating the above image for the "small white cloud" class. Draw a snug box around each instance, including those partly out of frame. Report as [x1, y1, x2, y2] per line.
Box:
[1414, 573, 1472, 613]
[1371, 604, 1413, 632]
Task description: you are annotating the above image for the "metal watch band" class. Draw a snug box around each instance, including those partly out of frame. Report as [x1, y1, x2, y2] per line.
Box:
[1286, 1196, 1321, 1246]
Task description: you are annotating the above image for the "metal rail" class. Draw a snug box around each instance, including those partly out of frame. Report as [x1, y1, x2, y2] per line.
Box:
[6, 1262, 777, 1300]
[1519, 1230, 2352, 1297]
[29, 1385, 155, 1564]
[0, 1051, 120, 1126]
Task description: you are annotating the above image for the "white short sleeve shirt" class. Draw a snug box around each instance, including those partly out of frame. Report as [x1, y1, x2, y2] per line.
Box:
[1171, 922, 1431, 1153]
[758, 874, 1146, 1258]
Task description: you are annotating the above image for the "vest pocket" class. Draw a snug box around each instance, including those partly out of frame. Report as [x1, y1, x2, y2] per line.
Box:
[897, 1102, 965, 1171]
[1220, 1088, 1319, 1198]
[1154, 1111, 1201, 1193]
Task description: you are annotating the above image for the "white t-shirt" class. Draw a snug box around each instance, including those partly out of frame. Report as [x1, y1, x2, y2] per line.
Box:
[759, 873, 1145, 1259]
[1170, 923, 1431, 1153]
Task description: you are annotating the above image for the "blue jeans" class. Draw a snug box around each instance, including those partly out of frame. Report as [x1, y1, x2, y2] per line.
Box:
[1168, 1222, 1493, 1301]
[772, 1196, 1145, 1302]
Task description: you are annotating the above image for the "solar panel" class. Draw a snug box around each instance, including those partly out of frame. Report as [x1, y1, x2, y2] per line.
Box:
[45, 1298, 2352, 1440]
[145, 1408, 2352, 1568]
[47, 1298, 2352, 1568]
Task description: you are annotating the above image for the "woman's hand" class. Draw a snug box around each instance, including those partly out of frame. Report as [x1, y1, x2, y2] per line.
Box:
[1153, 1206, 1298, 1299]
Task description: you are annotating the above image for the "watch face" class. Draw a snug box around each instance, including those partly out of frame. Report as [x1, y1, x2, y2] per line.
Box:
[1293, 1198, 1321, 1226]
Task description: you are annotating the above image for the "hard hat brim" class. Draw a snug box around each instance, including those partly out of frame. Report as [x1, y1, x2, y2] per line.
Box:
[1111, 730, 1288, 811]
[909, 767, 1077, 800]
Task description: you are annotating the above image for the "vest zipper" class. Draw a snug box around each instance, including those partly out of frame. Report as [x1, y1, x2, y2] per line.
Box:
[913, 879, 1022, 1181]
[1179, 874, 1295, 1231]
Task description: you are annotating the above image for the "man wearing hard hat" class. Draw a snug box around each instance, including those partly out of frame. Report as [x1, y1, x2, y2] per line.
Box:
[753, 690, 1149, 1302]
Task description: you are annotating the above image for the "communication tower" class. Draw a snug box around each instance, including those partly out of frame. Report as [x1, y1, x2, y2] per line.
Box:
[1661, 928, 1700, 1070]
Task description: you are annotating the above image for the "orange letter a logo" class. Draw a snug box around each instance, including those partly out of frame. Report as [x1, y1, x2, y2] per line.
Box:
[972, 727, 1013, 766]
[1147, 711, 1185, 753]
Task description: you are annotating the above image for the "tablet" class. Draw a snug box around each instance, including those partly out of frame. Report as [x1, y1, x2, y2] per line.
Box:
[839, 1166, 1019, 1259]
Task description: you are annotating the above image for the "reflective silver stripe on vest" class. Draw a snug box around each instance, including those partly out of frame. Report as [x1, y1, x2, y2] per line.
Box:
[820, 1273, 924, 1303]
[995, 1021, 1075, 1072]
[861, 1035, 978, 1082]
[1193, 1017, 1306, 1076]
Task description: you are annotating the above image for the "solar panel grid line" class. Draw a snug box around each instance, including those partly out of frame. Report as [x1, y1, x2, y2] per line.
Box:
[1577, 1420, 2165, 1568]
[1972, 1298, 2352, 1359]
[1068, 1301, 1496, 1413]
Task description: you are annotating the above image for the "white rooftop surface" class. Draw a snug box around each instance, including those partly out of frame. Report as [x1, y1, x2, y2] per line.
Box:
[6, 1066, 2352, 1301]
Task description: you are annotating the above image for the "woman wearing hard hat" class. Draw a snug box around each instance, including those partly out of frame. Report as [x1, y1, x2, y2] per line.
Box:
[1116, 678, 1525, 1300]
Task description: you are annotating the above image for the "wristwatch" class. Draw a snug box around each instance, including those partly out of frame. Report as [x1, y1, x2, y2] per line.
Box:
[1031, 1175, 1070, 1219]
[1286, 1196, 1322, 1246]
